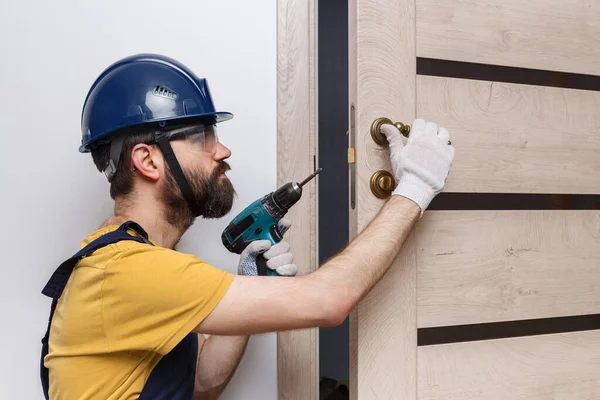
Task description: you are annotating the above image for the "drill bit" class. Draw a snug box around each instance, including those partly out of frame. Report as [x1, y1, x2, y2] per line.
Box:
[298, 168, 322, 187]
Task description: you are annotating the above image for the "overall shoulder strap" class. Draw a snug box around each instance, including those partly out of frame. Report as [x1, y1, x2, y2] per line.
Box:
[42, 221, 151, 299]
[40, 221, 152, 399]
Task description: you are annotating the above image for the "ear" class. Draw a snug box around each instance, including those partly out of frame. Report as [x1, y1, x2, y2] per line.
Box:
[130, 144, 161, 181]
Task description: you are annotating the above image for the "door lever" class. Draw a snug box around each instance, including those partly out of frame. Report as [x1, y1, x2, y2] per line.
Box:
[370, 117, 411, 146]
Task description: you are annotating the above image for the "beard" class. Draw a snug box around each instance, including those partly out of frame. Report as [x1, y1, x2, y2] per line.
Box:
[161, 161, 235, 229]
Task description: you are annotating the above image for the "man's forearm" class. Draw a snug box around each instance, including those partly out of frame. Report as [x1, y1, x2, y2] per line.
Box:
[311, 195, 420, 315]
[194, 334, 249, 400]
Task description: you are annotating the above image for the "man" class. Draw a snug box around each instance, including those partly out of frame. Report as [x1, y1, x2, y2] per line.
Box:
[41, 54, 454, 399]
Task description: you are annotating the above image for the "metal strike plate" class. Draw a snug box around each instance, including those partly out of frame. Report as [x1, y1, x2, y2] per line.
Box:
[348, 148, 355, 164]
[349, 104, 356, 209]
[370, 117, 411, 146]
[370, 170, 396, 199]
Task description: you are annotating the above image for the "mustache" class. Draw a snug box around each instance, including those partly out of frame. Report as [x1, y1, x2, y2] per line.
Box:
[214, 161, 231, 176]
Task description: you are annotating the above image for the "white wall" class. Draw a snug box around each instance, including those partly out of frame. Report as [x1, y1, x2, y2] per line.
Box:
[0, 0, 277, 398]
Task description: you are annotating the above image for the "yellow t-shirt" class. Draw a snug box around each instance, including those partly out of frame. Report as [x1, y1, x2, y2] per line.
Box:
[44, 225, 234, 400]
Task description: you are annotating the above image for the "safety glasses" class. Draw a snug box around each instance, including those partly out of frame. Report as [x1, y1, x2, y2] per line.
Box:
[165, 125, 219, 154]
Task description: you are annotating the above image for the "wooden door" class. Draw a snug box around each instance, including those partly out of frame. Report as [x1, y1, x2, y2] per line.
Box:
[349, 0, 600, 399]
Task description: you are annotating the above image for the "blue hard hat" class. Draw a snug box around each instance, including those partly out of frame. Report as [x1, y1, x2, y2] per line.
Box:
[80, 53, 233, 152]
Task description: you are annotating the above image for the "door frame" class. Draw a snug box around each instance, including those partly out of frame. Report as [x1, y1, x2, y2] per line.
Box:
[276, 0, 319, 398]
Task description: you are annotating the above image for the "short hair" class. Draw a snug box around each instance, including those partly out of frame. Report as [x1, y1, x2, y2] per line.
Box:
[90, 126, 156, 199]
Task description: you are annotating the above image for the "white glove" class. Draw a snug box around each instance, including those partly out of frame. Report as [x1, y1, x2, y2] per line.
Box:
[381, 119, 454, 215]
[237, 219, 298, 277]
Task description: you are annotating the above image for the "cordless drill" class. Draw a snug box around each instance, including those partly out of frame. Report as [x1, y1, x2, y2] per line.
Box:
[221, 169, 322, 276]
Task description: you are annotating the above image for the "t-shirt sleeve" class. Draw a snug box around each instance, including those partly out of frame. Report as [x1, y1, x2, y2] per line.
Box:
[102, 244, 234, 355]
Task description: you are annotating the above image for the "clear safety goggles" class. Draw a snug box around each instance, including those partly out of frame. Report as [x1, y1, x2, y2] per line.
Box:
[165, 125, 219, 153]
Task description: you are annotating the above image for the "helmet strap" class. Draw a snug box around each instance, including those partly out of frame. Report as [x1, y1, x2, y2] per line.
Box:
[104, 134, 126, 182]
[154, 133, 202, 216]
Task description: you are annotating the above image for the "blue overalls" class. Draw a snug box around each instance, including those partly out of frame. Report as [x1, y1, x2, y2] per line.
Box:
[40, 221, 199, 400]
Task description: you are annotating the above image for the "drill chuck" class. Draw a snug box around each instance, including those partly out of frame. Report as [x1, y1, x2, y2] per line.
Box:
[274, 183, 302, 210]
[262, 183, 301, 220]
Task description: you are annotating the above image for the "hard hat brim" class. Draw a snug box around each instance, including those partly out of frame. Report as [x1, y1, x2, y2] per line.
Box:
[79, 111, 233, 153]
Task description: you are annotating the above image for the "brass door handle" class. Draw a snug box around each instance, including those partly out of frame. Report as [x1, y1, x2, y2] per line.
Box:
[370, 117, 410, 146]
[370, 170, 396, 199]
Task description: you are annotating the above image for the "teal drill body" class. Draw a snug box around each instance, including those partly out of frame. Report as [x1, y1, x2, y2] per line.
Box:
[221, 170, 321, 276]
[231, 198, 280, 245]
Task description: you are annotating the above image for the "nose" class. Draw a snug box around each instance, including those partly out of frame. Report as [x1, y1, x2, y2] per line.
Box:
[213, 142, 232, 161]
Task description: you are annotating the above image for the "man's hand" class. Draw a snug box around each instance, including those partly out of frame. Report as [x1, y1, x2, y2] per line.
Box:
[237, 219, 298, 277]
[381, 119, 454, 215]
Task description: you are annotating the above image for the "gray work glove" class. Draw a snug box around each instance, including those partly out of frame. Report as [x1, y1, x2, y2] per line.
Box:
[237, 219, 298, 277]
[381, 118, 454, 215]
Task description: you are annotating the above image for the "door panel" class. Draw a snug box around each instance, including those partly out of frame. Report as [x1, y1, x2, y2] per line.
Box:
[417, 210, 600, 328]
[418, 76, 600, 194]
[418, 330, 600, 400]
[417, 0, 600, 75]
